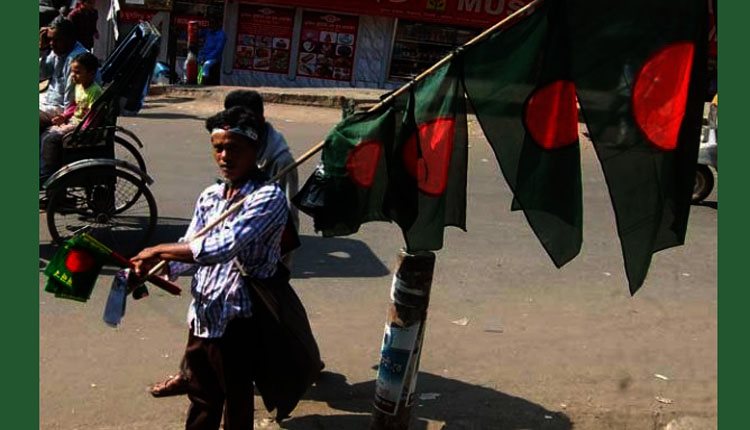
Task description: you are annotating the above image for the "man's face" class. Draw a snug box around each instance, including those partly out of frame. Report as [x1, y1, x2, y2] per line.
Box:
[211, 130, 258, 183]
[48, 28, 73, 56]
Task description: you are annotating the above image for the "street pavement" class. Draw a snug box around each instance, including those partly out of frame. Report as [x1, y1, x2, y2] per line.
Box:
[39, 94, 717, 430]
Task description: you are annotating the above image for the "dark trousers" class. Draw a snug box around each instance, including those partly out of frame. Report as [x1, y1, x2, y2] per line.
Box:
[184, 318, 258, 430]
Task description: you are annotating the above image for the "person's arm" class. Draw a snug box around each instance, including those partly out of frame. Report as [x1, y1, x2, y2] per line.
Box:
[202, 31, 227, 62]
[39, 51, 54, 80]
[131, 192, 205, 278]
[131, 242, 195, 278]
[269, 148, 300, 230]
[190, 185, 287, 265]
[51, 102, 75, 125]
[62, 72, 76, 110]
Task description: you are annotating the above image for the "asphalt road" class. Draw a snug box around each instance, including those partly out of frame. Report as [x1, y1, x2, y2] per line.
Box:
[39, 96, 717, 430]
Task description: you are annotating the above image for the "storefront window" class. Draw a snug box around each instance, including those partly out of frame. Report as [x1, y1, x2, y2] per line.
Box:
[234, 5, 295, 74]
[296, 11, 359, 81]
[171, 0, 224, 58]
[389, 21, 478, 81]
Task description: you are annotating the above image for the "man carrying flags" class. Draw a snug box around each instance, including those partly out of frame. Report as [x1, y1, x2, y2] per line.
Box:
[130, 106, 307, 429]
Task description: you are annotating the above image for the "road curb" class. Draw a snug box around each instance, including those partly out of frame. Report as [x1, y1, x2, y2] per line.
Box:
[148, 84, 383, 110]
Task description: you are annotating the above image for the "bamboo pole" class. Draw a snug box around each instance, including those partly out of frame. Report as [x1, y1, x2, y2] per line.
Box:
[145, 0, 544, 277]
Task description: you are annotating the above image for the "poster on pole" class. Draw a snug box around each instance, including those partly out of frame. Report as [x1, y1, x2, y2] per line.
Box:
[373, 321, 422, 415]
[296, 11, 359, 81]
[234, 5, 295, 74]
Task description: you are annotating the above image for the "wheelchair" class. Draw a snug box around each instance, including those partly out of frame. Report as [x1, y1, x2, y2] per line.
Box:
[41, 22, 161, 257]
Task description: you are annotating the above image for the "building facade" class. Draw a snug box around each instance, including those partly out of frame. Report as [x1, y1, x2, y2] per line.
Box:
[113, 0, 534, 88]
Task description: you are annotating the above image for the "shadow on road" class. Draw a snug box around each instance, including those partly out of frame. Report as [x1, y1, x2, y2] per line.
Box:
[281, 371, 571, 429]
[291, 235, 390, 279]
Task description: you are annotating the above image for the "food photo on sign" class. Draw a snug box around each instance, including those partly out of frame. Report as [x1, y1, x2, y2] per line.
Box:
[296, 11, 359, 81]
[233, 4, 294, 74]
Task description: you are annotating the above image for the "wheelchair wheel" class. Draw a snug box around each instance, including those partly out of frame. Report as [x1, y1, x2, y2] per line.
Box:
[114, 135, 147, 174]
[46, 166, 157, 257]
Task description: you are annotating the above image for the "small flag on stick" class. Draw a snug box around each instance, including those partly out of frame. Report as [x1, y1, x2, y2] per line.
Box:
[44, 233, 181, 302]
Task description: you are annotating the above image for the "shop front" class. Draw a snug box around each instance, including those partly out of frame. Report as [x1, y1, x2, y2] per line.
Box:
[220, 0, 535, 88]
[168, 0, 225, 79]
[117, 0, 173, 62]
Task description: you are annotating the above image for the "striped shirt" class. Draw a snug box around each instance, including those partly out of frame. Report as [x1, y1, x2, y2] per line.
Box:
[168, 179, 288, 338]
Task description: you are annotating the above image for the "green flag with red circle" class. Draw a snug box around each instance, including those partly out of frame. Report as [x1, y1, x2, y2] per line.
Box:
[293, 105, 395, 237]
[567, 0, 708, 293]
[44, 234, 110, 302]
[464, 0, 583, 269]
[463, 0, 707, 293]
[387, 61, 469, 252]
[294, 61, 468, 251]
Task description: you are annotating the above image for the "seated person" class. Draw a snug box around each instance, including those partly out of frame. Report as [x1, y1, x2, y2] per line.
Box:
[197, 17, 226, 85]
[39, 17, 89, 130]
[40, 52, 103, 178]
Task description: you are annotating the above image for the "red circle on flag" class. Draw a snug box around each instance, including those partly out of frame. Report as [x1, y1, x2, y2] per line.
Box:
[402, 118, 456, 197]
[632, 42, 695, 151]
[65, 249, 96, 273]
[523, 80, 579, 150]
[345, 140, 382, 188]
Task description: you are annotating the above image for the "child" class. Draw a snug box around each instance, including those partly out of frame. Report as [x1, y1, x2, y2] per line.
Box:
[40, 51, 102, 177]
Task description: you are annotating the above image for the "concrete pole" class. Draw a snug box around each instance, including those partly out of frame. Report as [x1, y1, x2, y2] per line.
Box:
[370, 249, 435, 430]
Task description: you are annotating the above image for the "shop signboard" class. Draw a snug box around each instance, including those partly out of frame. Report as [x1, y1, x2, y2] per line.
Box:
[119, 8, 157, 23]
[246, 0, 534, 28]
[296, 11, 358, 81]
[234, 5, 295, 74]
[123, 0, 173, 11]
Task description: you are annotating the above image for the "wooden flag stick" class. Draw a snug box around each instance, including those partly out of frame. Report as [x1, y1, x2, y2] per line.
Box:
[146, 0, 543, 279]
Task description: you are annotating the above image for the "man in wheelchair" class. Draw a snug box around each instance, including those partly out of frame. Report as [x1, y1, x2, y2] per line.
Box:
[39, 17, 89, 130]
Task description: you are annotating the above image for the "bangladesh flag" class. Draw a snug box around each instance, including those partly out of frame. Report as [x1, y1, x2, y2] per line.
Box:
[463, 0, 583, 268]
[567, 0, 708, 293]
[293, 105, 394, 237]
[44, 233, 111, 302]
[388, 61, 469, 252]
[294, 60, 468, 252]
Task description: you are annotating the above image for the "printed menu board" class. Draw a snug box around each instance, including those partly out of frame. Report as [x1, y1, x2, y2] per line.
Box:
[234, 5, 295, 74]
[296, 11, 358, 81]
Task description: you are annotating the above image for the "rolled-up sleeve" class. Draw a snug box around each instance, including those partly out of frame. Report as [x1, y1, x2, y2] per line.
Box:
[191, 185, 287, 265]
[166, 194, 205, 280]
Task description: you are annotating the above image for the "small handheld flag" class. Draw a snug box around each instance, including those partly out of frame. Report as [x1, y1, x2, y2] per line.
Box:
[44, 233, 181, 302]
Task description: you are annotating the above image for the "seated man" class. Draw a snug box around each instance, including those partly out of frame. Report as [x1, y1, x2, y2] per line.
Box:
[197, 17, 226, 86]
[39, 17, 89, 129]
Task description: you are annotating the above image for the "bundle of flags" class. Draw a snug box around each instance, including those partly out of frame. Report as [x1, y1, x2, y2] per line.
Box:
[294, 0, 708, 294]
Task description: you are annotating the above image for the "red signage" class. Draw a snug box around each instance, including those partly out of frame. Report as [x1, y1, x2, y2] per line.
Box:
[234, 5, 295, 74]
[119, 8, 157, 24]
[296, 11, 359, 81]
[243, 0, 535, 28]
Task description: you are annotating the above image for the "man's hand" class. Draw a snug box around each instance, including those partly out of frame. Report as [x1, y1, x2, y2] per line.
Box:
[51, 115, 66, 126]
[130, 246, 162, 278]
[39, 27, 50, 50]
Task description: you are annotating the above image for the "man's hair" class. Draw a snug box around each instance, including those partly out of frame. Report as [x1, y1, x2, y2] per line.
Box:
[49, 17, 75, 40]
[72, 52, 99, 73]
[224, 90, 264, 120]
[205, 106, 262, 143]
